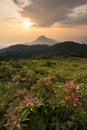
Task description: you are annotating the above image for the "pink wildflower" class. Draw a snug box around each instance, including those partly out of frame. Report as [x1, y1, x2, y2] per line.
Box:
[68, 92, 79, 107]
[11, 113, 20, 128]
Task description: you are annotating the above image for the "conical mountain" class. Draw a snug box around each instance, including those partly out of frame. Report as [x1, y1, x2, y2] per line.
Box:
[28, 35, 57, 45]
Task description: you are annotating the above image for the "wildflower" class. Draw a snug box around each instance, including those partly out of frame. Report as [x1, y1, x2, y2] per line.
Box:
[11, 113, 20, 128]
[46, 75, 55, 81]
[65, 81, 74, 89]
[21, 96, 36, 108]
[18, 89, 26, 95]
[12, 75, 26, 82]
[68, 92, 79, 107]
[64, 82, 81, 107]
[12, 75, 21, 81]
[75, 85, 80, 93]
[22, 98, 32, 107]
[21, 77, 27, 81]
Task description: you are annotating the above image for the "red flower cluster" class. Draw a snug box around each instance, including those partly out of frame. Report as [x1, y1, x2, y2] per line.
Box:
[11, 113, 20, 128]
[21, 96, 37, 108]
[64, 82, 81, 107]
[12, 75, 26, 82]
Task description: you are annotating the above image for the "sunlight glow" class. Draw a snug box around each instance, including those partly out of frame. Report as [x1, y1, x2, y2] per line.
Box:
[23, 20, 33, 29]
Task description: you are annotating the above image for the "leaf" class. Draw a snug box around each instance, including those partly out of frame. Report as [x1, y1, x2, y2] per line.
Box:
[20, 108, 30, 120]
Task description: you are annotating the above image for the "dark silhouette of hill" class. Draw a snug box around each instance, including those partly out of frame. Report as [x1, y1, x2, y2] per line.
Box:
[0, 41, 87, 60]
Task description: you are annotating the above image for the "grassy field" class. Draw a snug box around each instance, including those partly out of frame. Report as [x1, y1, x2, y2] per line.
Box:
[0, 57, 87, 130]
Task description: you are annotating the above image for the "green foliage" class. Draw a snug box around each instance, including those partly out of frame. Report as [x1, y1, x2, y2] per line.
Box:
[0, 58, 87, 130]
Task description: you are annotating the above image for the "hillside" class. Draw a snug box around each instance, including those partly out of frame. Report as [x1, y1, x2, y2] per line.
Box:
[0, 41, 87, 60]
[0, 58, 87, 129]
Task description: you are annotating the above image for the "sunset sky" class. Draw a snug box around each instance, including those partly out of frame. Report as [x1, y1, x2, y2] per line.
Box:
[0, 0, 87, 47]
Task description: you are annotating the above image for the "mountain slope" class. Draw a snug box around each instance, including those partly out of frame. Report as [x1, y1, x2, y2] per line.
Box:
[26, 35, 57, 46]
[0, 41, 87, 60]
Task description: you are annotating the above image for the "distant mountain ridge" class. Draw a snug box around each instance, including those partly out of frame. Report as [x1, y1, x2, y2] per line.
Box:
[25, 35, 57, 45]
[0, 40, 87, 60]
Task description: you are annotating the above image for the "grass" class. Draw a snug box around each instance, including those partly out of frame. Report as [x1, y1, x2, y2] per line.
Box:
[0, 57, 87, 130]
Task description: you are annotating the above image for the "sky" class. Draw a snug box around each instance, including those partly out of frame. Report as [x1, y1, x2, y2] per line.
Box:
[0, 0, 87, 47]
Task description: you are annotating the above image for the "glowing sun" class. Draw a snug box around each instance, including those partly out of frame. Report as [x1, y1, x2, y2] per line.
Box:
[24, 20, 33, 29]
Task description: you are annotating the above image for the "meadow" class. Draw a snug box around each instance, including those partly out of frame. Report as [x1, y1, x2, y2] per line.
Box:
[0, 57, 87, 130]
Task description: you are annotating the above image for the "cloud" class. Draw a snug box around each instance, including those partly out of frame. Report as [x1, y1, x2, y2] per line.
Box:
[13, 0, 87, 27]
[63, 4, 87, 26]
[13, 0, 25, 7]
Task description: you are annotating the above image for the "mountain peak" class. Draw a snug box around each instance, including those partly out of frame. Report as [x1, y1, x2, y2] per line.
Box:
[31, 35, 57, 45]
[37, 35, 47, 40]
